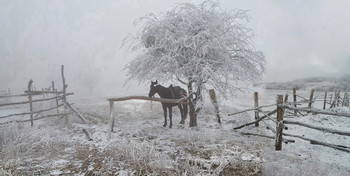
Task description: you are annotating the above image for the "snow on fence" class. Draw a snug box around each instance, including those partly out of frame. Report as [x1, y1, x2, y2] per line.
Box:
[107, 89, 221, 135]
[229, 88, 350, 153]
[0, 65, 87, 126]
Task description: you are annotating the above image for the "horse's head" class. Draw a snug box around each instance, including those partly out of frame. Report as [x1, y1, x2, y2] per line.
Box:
[148, 80, 158, 97]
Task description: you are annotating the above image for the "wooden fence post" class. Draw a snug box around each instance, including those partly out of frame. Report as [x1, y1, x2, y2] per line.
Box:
[61, 65, 68, 125]
[307, 89, 314, 113]
[342, 92, 346, 107]
[52, 81, 59, 114]
[28, 80, 34, 126]
[284, 94, 289, 102]
[337, 91, 341, 107]
[254, 92, 259, 127]
[308, 89, 314, 108]
[293, 88, 297, 116]
[323, 91, 327, 110]
[209, 89, 221, 124]
[332, 91, 337, 108]
[275, 95, 284, 150]
[109, 101, 115, 133]
[329, 94, 333, 107]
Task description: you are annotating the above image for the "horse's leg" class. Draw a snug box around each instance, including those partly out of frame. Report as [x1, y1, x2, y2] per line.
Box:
[162, 105, 167, 127]
[168, 107, 172, 128]
[178, 105, 185, 124]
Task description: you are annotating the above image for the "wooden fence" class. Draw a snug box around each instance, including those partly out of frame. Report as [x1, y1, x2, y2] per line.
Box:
[0, 65, 87, 126]
[0, 88, 10, 96]
[230, 88, 350, 153]
[107, 89, 221, 136]
[0, 89, 11, 104]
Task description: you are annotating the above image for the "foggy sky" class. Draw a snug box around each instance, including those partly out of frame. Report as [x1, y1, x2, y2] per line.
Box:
[1, 0, 350, 96]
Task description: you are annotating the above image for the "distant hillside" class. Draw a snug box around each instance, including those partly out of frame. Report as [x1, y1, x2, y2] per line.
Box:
[264, 75, 350, 91]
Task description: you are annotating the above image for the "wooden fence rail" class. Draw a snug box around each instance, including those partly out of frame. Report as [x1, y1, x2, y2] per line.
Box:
[0, 104, 64, 119]
[0, 65, 86, 126]
[283, 120, 350, 136]
[277, 93, 350, 152]
[0, 89, 10, 97]
[107, 95, 189, 134]
[229, 89, 350, 153]
[107, 96, 188, 104]
[283, 132, 350, 153]
[0, 93, 73, 107]
[282, 105, 350, 118]
[232, 109, 277, 130]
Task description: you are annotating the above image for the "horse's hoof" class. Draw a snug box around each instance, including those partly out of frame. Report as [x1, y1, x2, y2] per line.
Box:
[180, 121, 185, 124]
[163, 124, 167, 127]
[169, 126, 172, 128]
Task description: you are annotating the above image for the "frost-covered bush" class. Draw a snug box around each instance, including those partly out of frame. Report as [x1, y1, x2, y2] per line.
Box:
[0, 123, 71, 174]
[124, 0, 265, 97]
[124, 0, 265, 127]
[0, 124, 70, 159]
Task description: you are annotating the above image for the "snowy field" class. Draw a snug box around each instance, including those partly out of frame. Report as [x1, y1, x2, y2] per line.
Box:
[0, 89, 349, 175]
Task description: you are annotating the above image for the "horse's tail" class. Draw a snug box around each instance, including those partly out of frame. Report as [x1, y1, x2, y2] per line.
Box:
[183, 89, 188, 119]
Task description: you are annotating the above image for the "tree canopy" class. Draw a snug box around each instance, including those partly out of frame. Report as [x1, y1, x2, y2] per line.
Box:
[124, 0, 265, 96]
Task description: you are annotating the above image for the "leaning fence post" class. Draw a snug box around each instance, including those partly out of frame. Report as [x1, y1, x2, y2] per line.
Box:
[293, 88, 297, 116]
[254, 92, 259, 127]
[209, 89, 221, 125]
[342, 92, 346, 107]
[275, 95, 284, 150]
[323, 91, 327, 110]
[307, 89, 314, 113]
[28, 80, 34, 126]
[109, 101, 115, 133]
[284, 94, 289, 102]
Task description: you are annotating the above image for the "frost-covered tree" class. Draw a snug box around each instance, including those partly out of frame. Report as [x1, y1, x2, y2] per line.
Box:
[124, 0, 265, 126]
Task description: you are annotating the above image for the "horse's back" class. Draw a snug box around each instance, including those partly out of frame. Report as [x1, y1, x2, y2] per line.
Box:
[170, 85, 186, 98]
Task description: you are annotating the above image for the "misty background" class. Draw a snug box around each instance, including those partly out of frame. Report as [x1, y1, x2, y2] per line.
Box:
[1, 0, 350, 97]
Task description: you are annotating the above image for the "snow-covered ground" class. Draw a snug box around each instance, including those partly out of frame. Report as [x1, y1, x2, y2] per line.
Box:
[0, 89, 349, 175]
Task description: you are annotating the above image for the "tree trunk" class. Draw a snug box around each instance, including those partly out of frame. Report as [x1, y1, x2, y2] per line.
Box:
[188, 81, 197, 127]
[209, 89, 221, 124]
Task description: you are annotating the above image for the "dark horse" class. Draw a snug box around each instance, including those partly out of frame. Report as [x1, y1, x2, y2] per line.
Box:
[148, 80, 188, 128]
